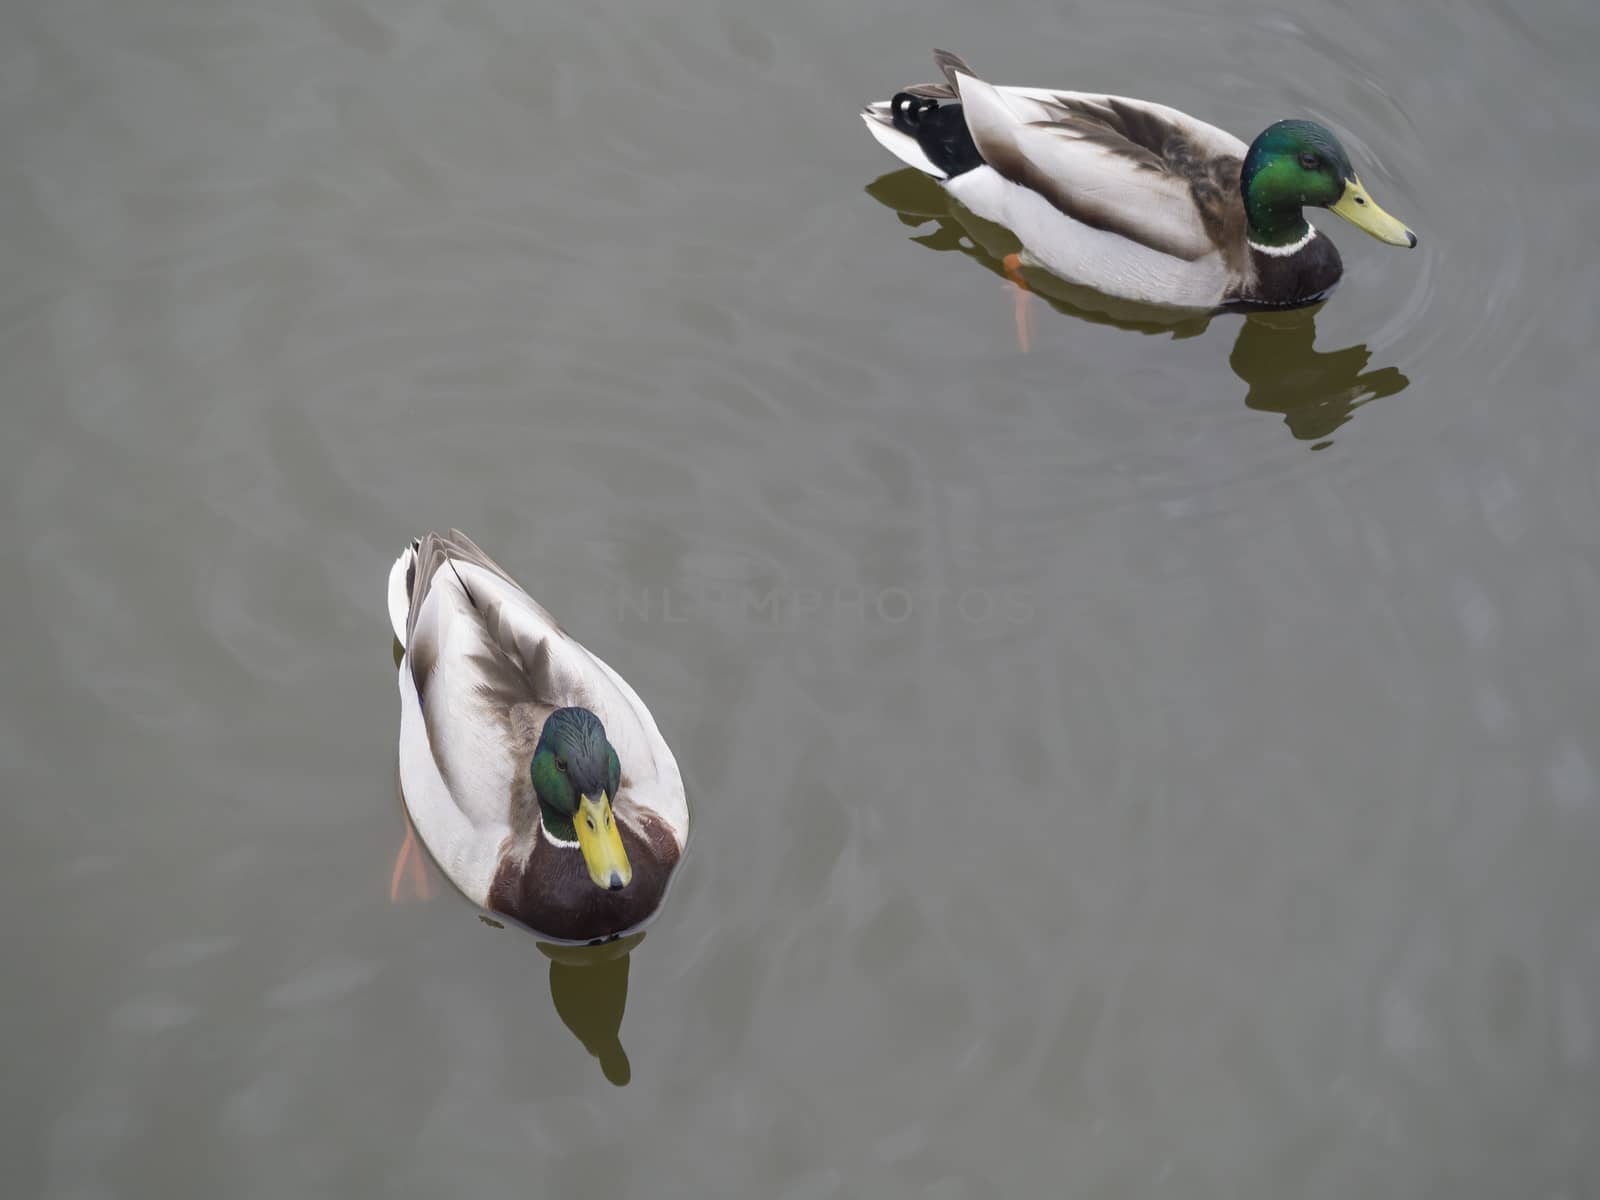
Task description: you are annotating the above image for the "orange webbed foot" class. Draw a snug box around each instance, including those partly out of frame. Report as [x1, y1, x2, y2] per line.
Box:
[389, 815, 434, 902]
[1002, 253, 1034, 353]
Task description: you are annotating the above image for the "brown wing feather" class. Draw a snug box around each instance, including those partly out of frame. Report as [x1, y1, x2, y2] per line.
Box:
[405, 530, 568, 710]
[898, 50, 982, 100]
[1034, 96, 1188, 167]
[972, 90, 1243, 262]
[979, 136, 1219, 261]
[1041, 98, 1249, 270]
[1179, 153, 1251, 275]
[933, 49, 976, 89]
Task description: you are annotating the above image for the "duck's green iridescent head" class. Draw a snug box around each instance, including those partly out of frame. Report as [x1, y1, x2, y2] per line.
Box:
[1240, 119, 1416, 250]
[532, 707, 630, 891]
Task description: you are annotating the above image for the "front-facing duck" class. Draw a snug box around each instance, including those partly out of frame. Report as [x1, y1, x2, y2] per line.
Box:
[387, 530, 688, 943]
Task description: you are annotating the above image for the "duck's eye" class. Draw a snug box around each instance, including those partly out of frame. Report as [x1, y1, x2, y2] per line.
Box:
[555, 758, 567, 773]
[1299, 152, 1320, 170]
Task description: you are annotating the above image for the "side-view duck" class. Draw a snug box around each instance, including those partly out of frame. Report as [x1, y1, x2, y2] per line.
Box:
[386, 530, 688, 943]
[862, 50, 1416, 311]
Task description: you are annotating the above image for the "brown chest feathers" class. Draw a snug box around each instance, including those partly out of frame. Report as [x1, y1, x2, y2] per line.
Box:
[489, 810, 682, 943]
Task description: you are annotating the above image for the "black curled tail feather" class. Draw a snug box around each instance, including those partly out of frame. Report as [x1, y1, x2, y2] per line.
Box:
[891, 92, 940, 134]
[888, 93, 985, 178]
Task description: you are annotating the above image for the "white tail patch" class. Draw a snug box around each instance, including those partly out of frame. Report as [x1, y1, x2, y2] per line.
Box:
[860, 109, 947, 179]
[387, 546, 415, 642]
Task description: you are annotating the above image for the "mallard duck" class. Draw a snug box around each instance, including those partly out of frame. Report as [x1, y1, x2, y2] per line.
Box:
[386, 531, 688, 943]
[862, 50, 1416, 310]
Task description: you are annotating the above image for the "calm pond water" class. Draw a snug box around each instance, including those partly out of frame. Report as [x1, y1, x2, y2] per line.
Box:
[5, 0, 1599, 1195]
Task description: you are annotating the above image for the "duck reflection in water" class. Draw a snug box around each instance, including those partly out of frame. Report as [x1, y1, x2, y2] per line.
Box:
[866, 169, 1409, 445]
[470, 917, 643, 1087]
[539, 932, 643, 1087]
[393, 886, 644, 1086]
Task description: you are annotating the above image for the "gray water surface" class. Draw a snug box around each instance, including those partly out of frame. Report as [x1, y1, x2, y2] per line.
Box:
[5, 0, 1600, 1196]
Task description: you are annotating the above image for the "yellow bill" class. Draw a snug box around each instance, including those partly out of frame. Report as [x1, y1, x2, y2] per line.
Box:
[1329, 177, 1417, 247]
[575, 793, 632, 891]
